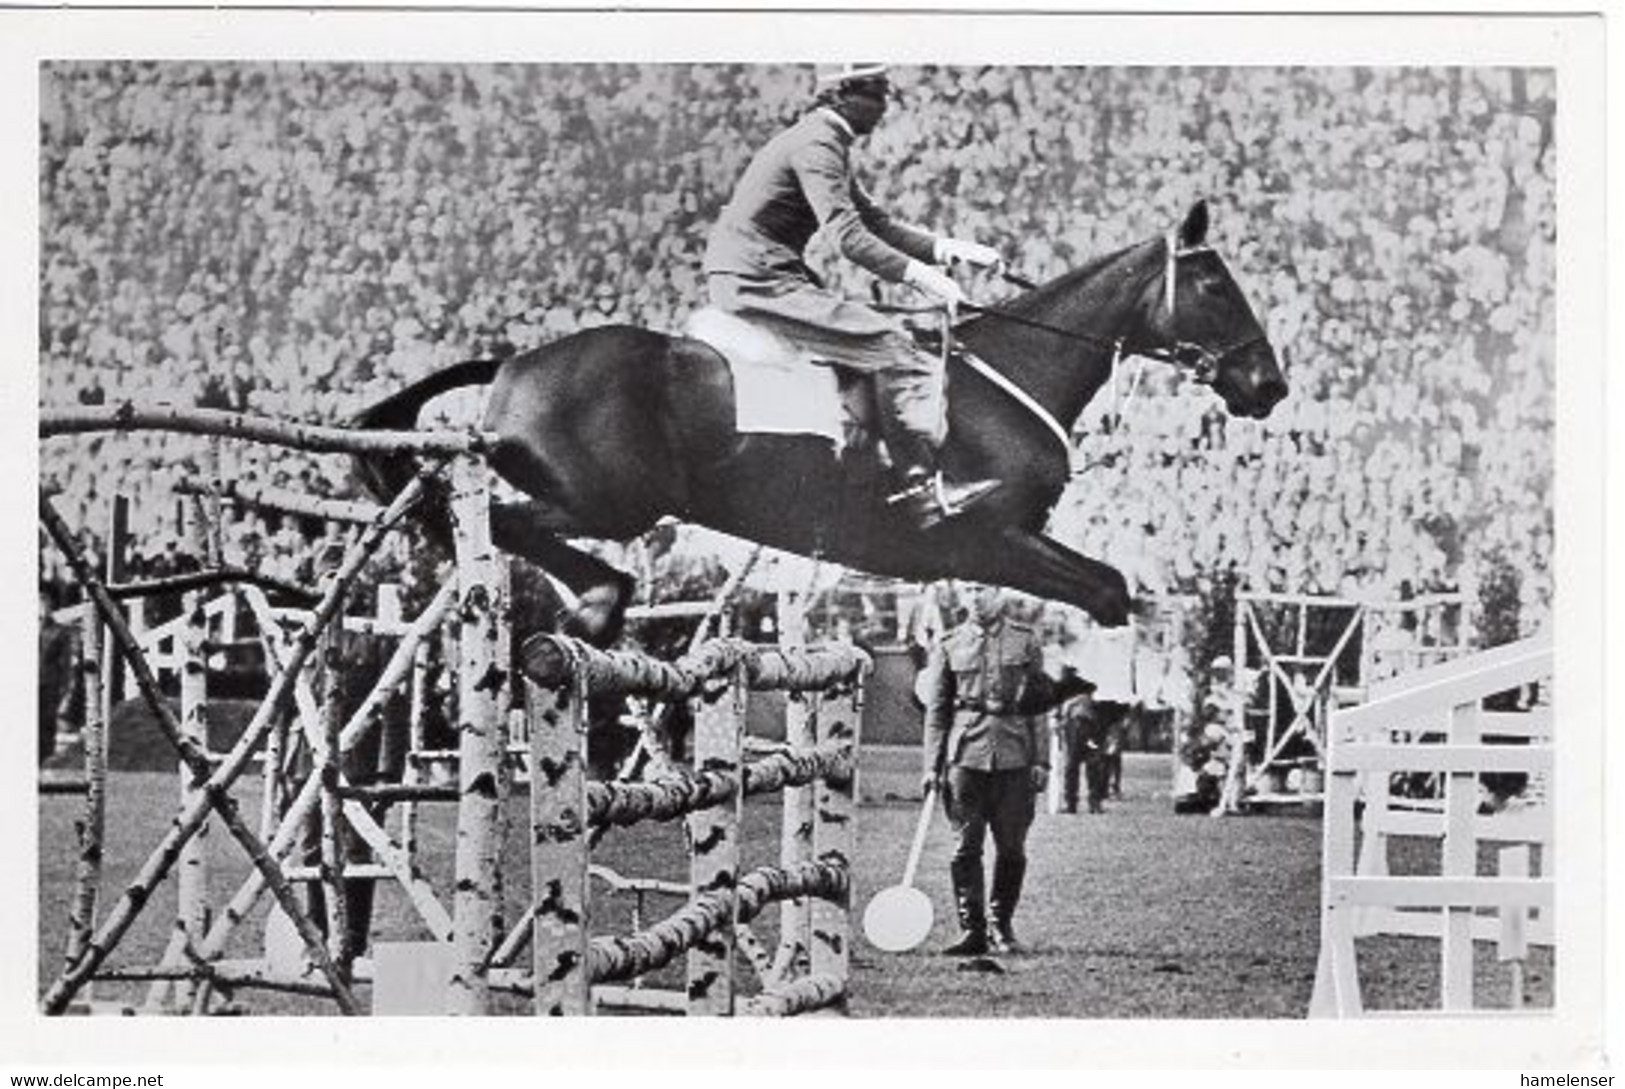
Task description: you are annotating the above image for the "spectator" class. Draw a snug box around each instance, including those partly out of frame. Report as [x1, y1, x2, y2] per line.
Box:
[36, 62, 1554, 662]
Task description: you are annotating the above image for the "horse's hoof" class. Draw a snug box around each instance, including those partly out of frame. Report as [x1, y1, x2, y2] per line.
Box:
[554, 581, 631, 648]
[560, 603, 624, 648]
[1092, 597, 1132, 628]
[561, 611, 620, 648]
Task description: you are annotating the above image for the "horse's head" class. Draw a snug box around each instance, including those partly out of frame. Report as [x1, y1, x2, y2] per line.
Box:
[1137, 201, 1287, 419]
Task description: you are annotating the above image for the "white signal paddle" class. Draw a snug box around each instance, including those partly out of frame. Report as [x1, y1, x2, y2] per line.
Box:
[861, 782, 939, 952]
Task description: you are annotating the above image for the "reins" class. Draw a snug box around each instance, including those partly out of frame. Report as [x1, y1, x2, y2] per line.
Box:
[876, 247, 1268, 467]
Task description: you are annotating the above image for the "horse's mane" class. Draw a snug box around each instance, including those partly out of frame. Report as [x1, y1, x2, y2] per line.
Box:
[957, 236, 1158, 335]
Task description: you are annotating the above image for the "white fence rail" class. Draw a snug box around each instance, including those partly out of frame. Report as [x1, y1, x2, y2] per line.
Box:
[1310, 631, 1553, 1017]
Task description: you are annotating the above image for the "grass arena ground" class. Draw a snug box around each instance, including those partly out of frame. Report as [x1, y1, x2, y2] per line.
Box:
[37, 750, 1552, 1017]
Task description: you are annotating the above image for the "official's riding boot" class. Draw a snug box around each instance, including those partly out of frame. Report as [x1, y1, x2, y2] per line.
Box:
[942, 855, 989, 956]
[988, 855, 1028, 954]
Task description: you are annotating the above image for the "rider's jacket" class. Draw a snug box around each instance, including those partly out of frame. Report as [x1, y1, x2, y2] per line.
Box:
[703, 107, 936, 285]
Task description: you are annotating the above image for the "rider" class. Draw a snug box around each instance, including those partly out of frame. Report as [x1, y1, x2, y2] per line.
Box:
[703, 63, 1003, 528]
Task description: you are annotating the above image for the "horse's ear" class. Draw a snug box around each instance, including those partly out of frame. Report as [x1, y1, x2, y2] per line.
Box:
[1179, 200, 1210, 248]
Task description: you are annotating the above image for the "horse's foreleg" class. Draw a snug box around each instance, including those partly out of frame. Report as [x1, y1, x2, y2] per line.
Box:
[490, 501, 635, 646]
[953, 529, 1133, 627]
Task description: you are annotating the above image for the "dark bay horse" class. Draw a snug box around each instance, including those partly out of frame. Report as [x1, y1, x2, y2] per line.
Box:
[356, 201, 1286, 643]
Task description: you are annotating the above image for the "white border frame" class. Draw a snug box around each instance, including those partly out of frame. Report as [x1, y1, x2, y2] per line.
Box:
[1, 3, 1610, 1072]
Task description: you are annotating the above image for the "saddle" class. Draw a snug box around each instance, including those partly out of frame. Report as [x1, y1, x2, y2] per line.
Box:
[685, 307, 883, 452]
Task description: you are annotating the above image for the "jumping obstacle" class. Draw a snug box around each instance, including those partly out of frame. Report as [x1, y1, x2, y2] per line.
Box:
[41, 402, 869, 1018]
[38, 404, 506, 1015]
[1221, 590, 1472, 811]
[515, 634, 866, 1017]
[1310, 632, 1553, 1016]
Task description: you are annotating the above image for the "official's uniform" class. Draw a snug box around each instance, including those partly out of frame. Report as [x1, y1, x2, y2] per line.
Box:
[923, 614, 1051, 944]
[703, 108, 944, 457]
[1055, 687, 1099, 814]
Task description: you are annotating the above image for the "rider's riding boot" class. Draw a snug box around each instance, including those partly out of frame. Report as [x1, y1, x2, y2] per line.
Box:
[942, 855, 989, 956]
[988, 855, 1027, 955]
[876, 369, 999, 530]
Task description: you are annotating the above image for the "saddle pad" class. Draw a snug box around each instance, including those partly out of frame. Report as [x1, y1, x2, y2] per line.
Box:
[686, 308, 843, 446]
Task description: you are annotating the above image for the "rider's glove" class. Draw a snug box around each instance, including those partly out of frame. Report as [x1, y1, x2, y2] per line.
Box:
[933, 236, 1003, 270]
[903, 259, 966, 311]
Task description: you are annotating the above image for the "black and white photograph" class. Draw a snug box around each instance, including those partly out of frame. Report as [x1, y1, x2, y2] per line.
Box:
[2, 3, 1613, 1075]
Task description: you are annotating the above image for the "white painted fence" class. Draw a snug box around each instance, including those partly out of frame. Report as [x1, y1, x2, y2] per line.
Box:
[1311, 632, 1553, 1016]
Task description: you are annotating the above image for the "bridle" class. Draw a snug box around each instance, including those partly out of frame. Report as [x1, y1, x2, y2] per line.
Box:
[1151, 234, 1272, 388]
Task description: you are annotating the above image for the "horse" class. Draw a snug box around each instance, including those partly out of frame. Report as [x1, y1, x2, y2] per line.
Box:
[354, 200, 1286, 645]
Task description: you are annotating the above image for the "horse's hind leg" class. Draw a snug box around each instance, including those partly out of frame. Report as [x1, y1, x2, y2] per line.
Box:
[490, 500, 636, 646]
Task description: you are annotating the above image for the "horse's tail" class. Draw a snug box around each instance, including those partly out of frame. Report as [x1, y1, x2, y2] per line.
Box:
[353, 356, 503, 432]
[351, 356, 504, 547]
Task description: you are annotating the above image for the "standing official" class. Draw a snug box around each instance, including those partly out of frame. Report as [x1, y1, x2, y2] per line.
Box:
[1054, 672, 1100, 814]
[922, 585, 1057, 955]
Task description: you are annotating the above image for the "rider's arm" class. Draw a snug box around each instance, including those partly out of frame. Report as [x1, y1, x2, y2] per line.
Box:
[850, 179, 938, 268]
[790, 131, 934, 282]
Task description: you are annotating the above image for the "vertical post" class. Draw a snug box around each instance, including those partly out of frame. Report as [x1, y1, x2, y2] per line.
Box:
[1358, 603, 1374, 689]
[206, 438, 228, 569]
[1231, 599, 1247, 740]
[401, 637, 431, 863]
[253, 535, 287, 850]
[64, 610, 106, 990]
[811, 658, 863, 1002]
[107, 495, 136, 702]
[175, 589, 211, 1009]
[527, 664, 591, 1016]
[1046, 710, 1064, 815]
[1440, 698, 1481, 1011]
[772, 592, 814, 984]
[87, 593, 121, 1013]
[1352, 715, 1394, 939]
[1309, 711, 1363, 1017]
[488, 558, 515, 957]
[447, 456, 507, 1015]
[317, 621, 350, 972]
[1221, 596, 1249, 812]
[1498, 843, 1531, 1007]
[686, 668, 745, 1015]
[1265, 642, 1279, 787]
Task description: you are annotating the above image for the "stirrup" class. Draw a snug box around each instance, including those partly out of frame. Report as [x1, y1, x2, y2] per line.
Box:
[886, 471, 999, 528]
[885, 469, 935, 505]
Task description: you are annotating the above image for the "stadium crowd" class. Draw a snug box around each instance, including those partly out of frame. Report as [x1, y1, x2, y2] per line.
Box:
[38, 62, 1556, 648]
